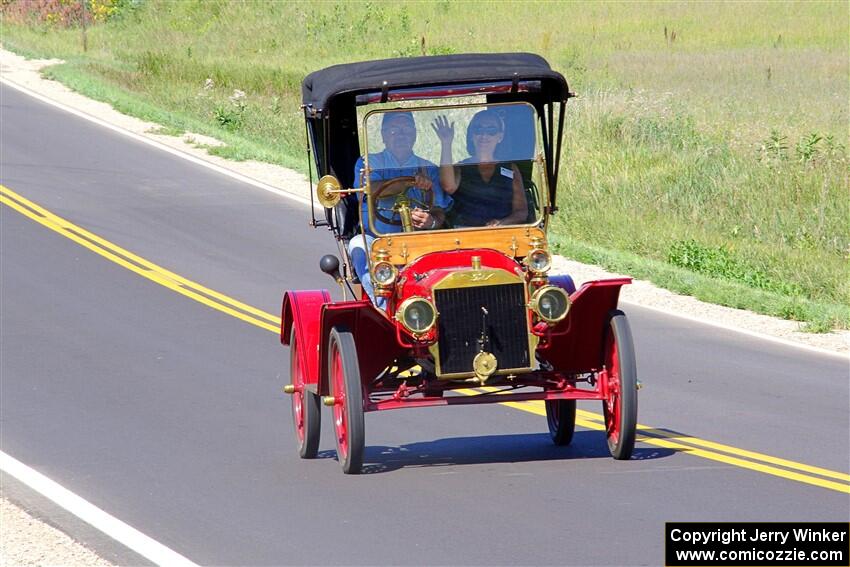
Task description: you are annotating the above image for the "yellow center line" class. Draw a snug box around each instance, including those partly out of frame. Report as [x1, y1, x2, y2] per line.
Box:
[504, 395, 850, 484]
[3, 184, 848, 494]
[1, 185, 279, 332]
[476, 395, 849, 493]
[576, 409, 850, 483]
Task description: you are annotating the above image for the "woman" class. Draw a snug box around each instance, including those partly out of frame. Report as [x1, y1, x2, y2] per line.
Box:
[432, 109, 527, 227]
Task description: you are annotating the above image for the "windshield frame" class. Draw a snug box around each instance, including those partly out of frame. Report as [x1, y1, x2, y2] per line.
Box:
[360, 101, 550, 239]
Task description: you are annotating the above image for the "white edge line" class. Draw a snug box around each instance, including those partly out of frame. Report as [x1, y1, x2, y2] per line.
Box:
[620, 299, 850, 360]
[3, 76, 846, 360]
[0, 77, 312, 207]
[0, 450, 199, 567]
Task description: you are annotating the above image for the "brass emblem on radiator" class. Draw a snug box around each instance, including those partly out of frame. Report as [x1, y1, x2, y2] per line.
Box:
[469, 272, 494, 282]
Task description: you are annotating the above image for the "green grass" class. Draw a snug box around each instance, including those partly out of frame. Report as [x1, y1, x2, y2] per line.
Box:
[2, 0, 847, 329]
[550, 236, 849, 333]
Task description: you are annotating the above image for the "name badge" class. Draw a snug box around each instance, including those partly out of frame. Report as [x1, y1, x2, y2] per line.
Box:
[500, 166, 513, 179]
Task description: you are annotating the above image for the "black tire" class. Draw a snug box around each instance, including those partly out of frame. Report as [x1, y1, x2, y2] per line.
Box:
[602, 310, 638, 460]
[545, 399, 576, 446]
[290, 328, 321, 459]
[328, 327, 365, 474]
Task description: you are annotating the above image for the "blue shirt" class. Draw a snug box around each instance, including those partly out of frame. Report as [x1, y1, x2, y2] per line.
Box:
[354, 150, 451, 235]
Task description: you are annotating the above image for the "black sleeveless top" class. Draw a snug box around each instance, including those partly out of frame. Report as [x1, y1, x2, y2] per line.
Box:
[450, 160, 514, 227]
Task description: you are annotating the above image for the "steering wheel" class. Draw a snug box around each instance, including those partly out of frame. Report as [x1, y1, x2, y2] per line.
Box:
[371, 176, 435, 230]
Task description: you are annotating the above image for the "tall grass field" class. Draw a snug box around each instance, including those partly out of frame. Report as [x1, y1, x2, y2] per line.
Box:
[2, 0, 847, 330]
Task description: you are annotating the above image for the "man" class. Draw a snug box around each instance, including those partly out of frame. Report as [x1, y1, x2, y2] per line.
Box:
[348, 111, 452, 305]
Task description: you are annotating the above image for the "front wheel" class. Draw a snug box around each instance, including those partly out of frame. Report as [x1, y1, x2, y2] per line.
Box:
[290, 328, 320, 458]
[545, 399, 576, 446]
[328, 327, 365, 474]
[602, 310, 638, 460]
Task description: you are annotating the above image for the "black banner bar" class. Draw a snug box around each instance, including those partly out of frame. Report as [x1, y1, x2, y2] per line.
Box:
[666, 522, 849, 566]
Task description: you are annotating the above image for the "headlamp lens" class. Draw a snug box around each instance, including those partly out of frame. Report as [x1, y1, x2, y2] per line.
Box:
[528, 249, 551, 273]
[532, 287, 570, 323]
[399, 298, 436, 334]
[373, 261, 396, 285]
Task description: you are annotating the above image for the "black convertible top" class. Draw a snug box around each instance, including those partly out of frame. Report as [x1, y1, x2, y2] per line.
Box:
[302, 52, 568, 113]
[302, 53, 569, 225]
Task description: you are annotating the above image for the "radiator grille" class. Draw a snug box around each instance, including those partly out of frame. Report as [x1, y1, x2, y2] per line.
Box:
[434, 283, 529, 375]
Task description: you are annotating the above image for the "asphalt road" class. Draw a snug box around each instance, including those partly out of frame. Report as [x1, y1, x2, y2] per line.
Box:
[2, 83, 848, 566]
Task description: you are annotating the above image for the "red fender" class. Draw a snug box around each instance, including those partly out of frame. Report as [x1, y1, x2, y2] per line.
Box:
[536, 278, 631, 374]
[317, 300, 408, 397]
[281, 290, 332, 392]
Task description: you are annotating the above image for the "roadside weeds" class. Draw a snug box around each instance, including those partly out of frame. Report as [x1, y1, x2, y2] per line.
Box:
[1, 47, 846, 355]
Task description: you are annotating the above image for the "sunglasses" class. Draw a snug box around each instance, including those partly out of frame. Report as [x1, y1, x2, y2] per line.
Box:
[472, 126, 501, 136]
[383, 126, 416, 136]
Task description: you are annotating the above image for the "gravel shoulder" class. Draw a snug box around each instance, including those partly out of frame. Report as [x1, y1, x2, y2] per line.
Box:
[0, 498, 113, 567]
[1, 47, 847, 567]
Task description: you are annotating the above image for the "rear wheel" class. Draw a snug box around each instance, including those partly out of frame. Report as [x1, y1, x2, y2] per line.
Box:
[602, 310, 638, 460]
[290, 328, 320, 458]
[328, 327, 365, 474]
[545, 399, 576, 446]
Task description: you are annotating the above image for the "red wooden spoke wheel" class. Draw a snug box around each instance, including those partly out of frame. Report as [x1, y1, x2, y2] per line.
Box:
[602, 310, 638, 460]
[290, 328, 320, 458]
[328, 328, 365, 474]
[545, 399, 576, 446]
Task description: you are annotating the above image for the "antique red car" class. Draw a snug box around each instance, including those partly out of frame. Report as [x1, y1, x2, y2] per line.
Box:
[282, 53, 638, 474]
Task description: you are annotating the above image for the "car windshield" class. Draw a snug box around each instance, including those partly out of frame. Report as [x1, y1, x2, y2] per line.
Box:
[361, 103, 540, 235]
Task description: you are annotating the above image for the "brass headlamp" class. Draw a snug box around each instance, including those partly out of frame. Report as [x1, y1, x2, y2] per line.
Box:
[372, 261, 398, 287]
[529, 285, 571, 324]
[372, 248, 397, 297]
[396, 296, 437, 336]
[525, 248, 552, 274]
